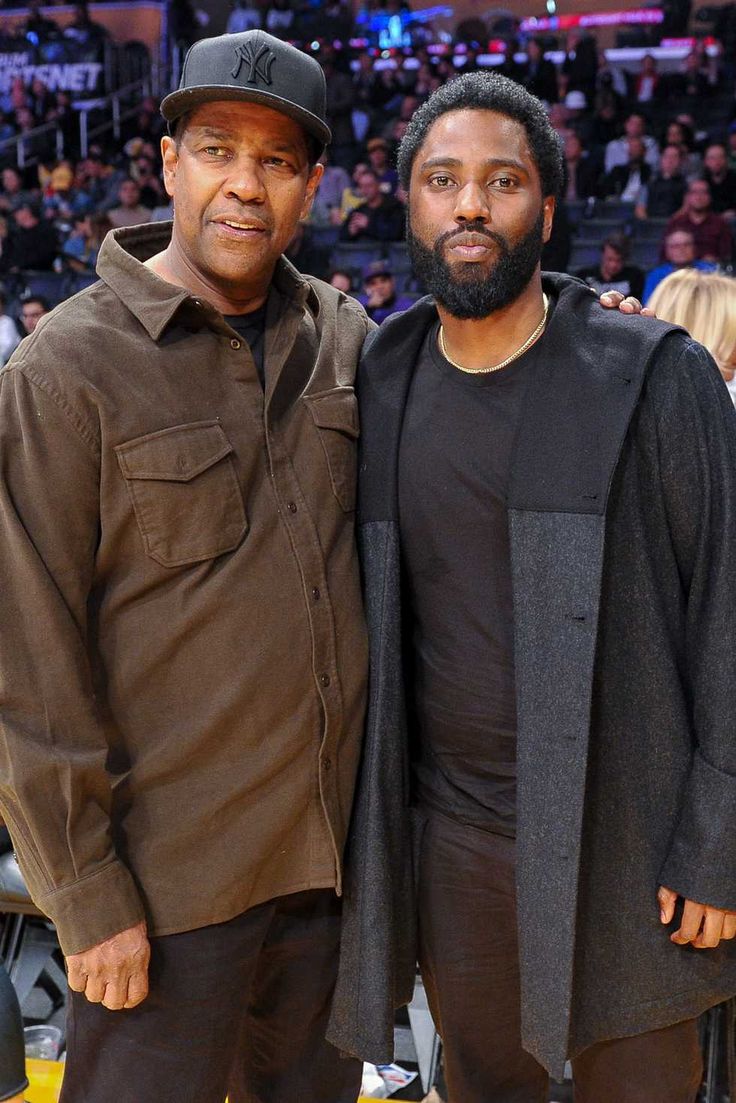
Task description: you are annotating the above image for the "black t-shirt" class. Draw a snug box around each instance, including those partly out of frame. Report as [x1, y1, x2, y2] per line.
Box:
[223, 303, 267, 386]
[399, 313, 548, 836]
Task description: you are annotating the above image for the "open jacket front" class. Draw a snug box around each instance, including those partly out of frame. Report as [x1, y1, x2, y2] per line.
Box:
[328, 273, 736, 1078]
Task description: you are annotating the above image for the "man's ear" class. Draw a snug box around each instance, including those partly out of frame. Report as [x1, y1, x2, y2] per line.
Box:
[542, 195, 555, 244]
[161, 135, 178, 200]
[300, 162, 325, 221]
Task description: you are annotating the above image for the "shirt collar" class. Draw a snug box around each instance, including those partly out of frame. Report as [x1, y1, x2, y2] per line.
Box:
[96, 222, 318, 343]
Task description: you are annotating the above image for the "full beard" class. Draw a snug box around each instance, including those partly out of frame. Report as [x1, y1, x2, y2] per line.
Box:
[407, 210, 545, 320]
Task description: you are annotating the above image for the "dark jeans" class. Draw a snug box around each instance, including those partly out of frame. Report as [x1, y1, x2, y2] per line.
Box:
[60, 889, 361, 1103]
[0, 963, 28, 1102]
[417, 809, 704, 1103]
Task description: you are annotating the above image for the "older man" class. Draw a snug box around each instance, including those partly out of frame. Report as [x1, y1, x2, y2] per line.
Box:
[0, 31, 369, 1103]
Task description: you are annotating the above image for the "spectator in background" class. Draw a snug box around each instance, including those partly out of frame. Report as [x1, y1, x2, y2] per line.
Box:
[601, 135, 651, 202]
[47, 91, 80, 159]
[728, 123, 736, 172]
[635, 144, 686, 219]
[561, 30, 598, 105]
[562, 90, 594, 146]
[644, 228, 717, 302]
[589, 88, 622, 148]
[678, 50, 712, 99]
[664, 119, 701, 179]
[563, 131, 600, 201]
[22, 0, 59, 44]
[605, 113, 659, 175]
[337, 161, 371, 223]
[284, 220, 330, 280]
[634, 54, 660, 104]
[665, 178, 733, 264]
[702, 143, 736, 221]
[521, 38, 558, 105]
[358, 259, 415, 323]
[131, 156, 165, 209]
[0, 287, 21, 366]
[107, 178, 152, 229]
[340, 168, 405, 243]
[226, 0, 262, 33]
[327, 268, 353, 294]
[647, 270, 736, 403]
[0, 168, 27, 217]
[412, 62, 441, 103]
[366, 137, 398, 195]
[323, 52, 356, 167]
[311, 148, 351, 225]
[0, 111, 15, 145]
[62, 212, 112, 273]
[264, 0, 294, 37]
[0, 201, 57, 274]
[62, 1, 107, 44]
[28, 78, 54, 125]
[576, 233, 645, 301]
[42, 161, 92, 222]
[18, 295, 50, 336]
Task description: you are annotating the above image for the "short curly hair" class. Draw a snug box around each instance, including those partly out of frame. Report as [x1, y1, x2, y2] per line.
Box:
[397, 71, 563, 200]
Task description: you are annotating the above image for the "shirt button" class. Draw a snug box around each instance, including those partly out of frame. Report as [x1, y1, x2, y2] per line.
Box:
[312, 587, 321, 601]
[322, 756, 332, 772]
[287, 502, 298, 513]
[230, 338, 241, 350]
[320, 674, 331, 687]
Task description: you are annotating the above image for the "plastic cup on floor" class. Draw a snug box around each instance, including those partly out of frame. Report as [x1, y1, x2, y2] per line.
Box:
[24, 1024, 62, 1060]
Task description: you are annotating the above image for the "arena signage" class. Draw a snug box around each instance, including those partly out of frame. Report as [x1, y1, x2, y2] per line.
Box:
[0, 44, 104, 96]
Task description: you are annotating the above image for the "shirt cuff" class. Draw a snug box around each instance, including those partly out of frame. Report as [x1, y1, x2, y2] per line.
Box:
[37, 860, 146, 956]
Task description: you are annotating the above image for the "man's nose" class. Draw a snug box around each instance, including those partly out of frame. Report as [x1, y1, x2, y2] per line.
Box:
[453, 181, 491, 224]
[224, 156, 267, 204]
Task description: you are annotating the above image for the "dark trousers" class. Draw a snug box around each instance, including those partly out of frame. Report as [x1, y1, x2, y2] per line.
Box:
[60, 889, 361, 1103]
[0, 963, 28, 1102]
[417, 809, 704, 1103]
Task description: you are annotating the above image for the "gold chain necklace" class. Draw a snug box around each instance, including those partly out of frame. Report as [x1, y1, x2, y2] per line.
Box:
[438, 294, 550, 374]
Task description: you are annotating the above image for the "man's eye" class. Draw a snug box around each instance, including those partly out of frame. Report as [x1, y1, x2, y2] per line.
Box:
[203, 146, 228, 157]
[493, 176, 516, 189]
[429, 174, 452, 187]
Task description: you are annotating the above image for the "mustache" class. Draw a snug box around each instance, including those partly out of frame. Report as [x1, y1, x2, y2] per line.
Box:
[435, 222, 508, 252]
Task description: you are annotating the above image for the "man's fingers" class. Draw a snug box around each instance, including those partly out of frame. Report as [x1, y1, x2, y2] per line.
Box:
[658, 885, 677, 924]
[619, 296, 643, 313]
[671, 898, 706, 944]
[66, 963, 88, 993]
[694, 909, 724, 950]
[641, 307, 657, 317]
[599, 290, 624, 308]
[123, 968, 150, 1009]
[83, 972, 107, 1004]
[722, 915, 736, 941]
[101, 978, 130, 1011]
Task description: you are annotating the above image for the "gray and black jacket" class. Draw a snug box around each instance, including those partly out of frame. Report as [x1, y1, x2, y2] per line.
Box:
[328, 272, 736, 1077]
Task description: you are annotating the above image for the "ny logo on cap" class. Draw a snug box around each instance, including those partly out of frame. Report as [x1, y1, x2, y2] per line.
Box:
[232, 41, 276, 85]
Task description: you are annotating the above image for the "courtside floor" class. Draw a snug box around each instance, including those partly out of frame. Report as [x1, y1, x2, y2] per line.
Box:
[26, 1061, 375, 1103]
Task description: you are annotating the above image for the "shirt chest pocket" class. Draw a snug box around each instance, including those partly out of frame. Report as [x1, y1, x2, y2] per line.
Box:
[303, 387, 359, 512]
[115, 421, 248, 568]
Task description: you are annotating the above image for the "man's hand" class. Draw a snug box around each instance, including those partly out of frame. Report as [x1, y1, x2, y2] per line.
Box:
[348, 211, 369, 237]
[599, 289, 656, 317]
[66, 920, 150, 1010]
[658, 886, 736, 949]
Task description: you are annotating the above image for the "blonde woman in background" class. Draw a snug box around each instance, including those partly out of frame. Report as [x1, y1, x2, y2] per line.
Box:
[648, 268, 736, 403]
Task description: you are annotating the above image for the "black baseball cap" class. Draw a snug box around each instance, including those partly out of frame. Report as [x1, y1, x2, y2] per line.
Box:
[160, 30, 331, 154]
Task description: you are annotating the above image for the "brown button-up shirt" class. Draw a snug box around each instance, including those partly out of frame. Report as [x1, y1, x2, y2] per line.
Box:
[0, 223, 370, 955]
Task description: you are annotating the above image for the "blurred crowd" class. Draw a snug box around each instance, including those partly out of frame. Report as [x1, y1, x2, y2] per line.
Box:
[1, 5, 736, 355]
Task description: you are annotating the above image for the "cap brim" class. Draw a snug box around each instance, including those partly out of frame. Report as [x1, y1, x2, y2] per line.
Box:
[160, 85, 331, 151]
